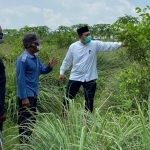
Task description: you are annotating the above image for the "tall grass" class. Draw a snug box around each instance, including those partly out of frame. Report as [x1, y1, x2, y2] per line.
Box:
[3, 100, 150, 150]
[5, 61, 17, 121]
[1, 37, 150, 150]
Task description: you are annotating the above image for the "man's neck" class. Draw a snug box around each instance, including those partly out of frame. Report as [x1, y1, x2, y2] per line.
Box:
[80, 39, 86, 45]
[26, 49, 35, 56]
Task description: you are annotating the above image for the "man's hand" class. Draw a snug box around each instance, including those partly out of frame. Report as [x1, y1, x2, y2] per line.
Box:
[58, 74, 64, 83]
[49, 57, 58, 68]
[121, 41, 126, 47]
[0, 114, 6, 123]
[22, 98, 30, 107]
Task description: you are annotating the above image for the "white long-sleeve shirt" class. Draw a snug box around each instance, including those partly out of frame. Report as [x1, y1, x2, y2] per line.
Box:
[60, 40, 122, 82]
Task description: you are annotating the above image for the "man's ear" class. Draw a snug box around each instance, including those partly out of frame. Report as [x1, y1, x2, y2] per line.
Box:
[78, 35, 82, 38]
[27, 44, 32, 47]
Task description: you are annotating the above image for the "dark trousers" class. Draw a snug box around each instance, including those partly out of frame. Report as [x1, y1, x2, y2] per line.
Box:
[0, 124, 2, 133]
[63, 80, 96, 112]
[18, 97, 37, 144]
[0, 82, 6, 133]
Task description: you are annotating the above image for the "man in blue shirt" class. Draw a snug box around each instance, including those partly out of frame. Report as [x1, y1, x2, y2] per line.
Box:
[16, 33, 58, 144]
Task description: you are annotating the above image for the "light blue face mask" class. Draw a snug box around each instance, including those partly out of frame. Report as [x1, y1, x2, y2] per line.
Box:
[36, 45, 40, 50]
[85, 36, 92, 44]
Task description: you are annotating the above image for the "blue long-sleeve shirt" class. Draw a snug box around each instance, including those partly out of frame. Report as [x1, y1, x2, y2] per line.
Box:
[16, 50, 52, 100]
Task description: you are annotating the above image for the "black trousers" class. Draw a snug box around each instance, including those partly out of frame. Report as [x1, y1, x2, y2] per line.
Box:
[0, 124, 2, 133]
[63, 80, 96, 112]
[0, 82, 6, 133]
[18, 97, 37, 144]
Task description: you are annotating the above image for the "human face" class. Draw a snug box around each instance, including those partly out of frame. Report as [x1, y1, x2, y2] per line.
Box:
[0, 26, 2, 34]
[28, 42, 40, 54]
[31, 42, 39, 48]
[80, 31, 91, 44]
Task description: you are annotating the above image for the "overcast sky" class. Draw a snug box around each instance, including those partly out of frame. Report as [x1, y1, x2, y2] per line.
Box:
[0, 0, 149, 30]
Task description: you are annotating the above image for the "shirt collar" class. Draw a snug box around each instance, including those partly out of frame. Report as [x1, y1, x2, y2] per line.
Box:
[25, 50, 36, 58]
[79, 40, 86, 46]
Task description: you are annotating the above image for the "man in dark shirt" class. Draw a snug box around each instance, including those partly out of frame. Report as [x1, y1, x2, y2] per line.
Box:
[0, 26, 4, 44]
[0, 26, 6, 150]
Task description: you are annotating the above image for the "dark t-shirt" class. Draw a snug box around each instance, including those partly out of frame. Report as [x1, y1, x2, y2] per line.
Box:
[0, 58, 6, 84]
[0, 33, 3, 39]
[0, 58, 6, 117]
[0, 33, 4, 44]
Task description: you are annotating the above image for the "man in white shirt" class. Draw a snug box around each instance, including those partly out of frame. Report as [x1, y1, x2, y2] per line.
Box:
[58, 26, 125, 113]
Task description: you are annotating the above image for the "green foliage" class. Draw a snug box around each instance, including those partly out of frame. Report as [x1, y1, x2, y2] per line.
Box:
[4, 62, 18, 121]
[114, 62, 150, 111]
[4, 37, 23, 61]
[38, 75, 63, 114]
[1, 5, 150, 149]
[111, 6, 150, 63]
[53, 31, 77, 48]
[109, 6, 150, 112]
[3, 104, 150, 150]
[92, 24, 113, 40]
[115, 14, 139, 24]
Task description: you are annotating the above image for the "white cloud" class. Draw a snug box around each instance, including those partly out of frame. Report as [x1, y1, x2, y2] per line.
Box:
[1, 5, 40, 16]
[118, 0, 131, 7]
[42, 8, 71, 29]
[0, 0, 146, 30]
[29, 23, 38, 27]
[0, 18, 12, 29]
[1, 8, 25, 17]
[59, 0, 138, 26]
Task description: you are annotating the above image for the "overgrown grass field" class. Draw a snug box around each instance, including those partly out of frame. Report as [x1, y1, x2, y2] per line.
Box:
[0, 37, 150, 150]
[1, 6, 150, 149]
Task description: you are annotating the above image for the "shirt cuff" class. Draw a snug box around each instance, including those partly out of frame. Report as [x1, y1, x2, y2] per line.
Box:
[60, 70, 65, 75]
[118, 42, 122, 47]
[47, 66, 53, 71]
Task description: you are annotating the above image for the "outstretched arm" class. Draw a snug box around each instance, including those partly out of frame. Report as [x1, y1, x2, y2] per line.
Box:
[96, 40, 126, 52]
